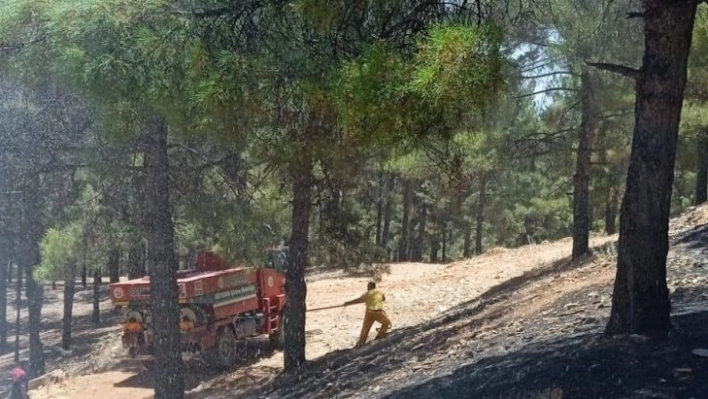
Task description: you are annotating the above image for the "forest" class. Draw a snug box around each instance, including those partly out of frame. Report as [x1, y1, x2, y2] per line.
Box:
[0, 0, 706, 398]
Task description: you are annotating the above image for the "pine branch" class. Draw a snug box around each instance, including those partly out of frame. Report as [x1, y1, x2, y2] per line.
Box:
[585, 61, 640, 80]
[514, 87, 579, 99]
[520, 71, 578, 79]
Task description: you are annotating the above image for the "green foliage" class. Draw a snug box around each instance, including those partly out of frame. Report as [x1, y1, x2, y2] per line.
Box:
[334, 24, 504, 147]
[35, 223, 81, 282]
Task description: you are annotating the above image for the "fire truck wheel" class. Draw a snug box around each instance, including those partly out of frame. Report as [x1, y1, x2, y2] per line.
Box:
[208, 327, 237, 369]
[269, 317, 284, 351]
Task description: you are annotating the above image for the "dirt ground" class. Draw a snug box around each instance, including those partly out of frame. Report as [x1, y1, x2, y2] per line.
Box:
[19, 233, 617, 399]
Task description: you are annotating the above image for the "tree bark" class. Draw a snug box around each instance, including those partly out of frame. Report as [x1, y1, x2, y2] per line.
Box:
[0, 258, 8, 346]
[61, 264, 76, 350]
[694, 135, 708, 205]
[572, 69, 597, 260]
[144, 116, 184, 398]
[606, 0, 698, 338]
[81, 264, 87, 288]
[23, 173, 45, 377]
[475, 176, 488, 255]
[92, 269, 101, 325]
[283, 155, 313, 371]
[128, 242, 146, 280]
[14, 254, 21, 363]
[108, 249, 120, 283]
[398, 179, 412, 262]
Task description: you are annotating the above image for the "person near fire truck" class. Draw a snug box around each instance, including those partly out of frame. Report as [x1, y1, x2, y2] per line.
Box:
[344, 281, 392, 347]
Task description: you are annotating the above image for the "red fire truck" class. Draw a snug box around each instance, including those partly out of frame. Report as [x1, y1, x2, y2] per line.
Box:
[109, 248, 288, 368]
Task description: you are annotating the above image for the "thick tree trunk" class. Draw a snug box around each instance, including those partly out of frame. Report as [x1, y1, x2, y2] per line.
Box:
[14, 256, 21, 363]
[572, 69, 597, 260]
[144, 116, 184, 398]
[694, 135, 708, 205]
[475, 176, 488, 255]
[23, 173, 45, 377]
[92, 269, 101, 325]
[61, 265, 76, 350]
[398, 179, 412, 262]
[283, 156, 313, 371]
[605, 187, 619, 235]
[606, 1, 697, 337]
[108, 249, 120, 283]
[128, 243, 146, 280]
[0, 259, 8, 346]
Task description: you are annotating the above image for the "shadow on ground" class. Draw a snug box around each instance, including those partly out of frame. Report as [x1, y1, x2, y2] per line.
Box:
[214, 252, 606, 399]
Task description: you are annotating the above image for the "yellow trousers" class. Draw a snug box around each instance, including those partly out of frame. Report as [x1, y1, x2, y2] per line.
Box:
[358, 309, 392, 346]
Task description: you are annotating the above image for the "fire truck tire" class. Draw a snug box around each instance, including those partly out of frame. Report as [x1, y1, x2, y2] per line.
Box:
[269, 317, 284, 351]
[207, 327, 237, 369]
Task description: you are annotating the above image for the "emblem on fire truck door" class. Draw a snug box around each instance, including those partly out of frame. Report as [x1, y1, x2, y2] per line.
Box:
[195, 281, 203, 295]
[267, 276, 274, 287]
[217, 277, 224, 289]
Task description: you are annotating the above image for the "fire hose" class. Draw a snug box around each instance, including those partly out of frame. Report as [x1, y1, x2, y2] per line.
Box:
[307, 304, 346, 312]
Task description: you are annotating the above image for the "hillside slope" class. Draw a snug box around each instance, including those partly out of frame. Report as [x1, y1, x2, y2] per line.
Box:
[27, 205, 708, 399]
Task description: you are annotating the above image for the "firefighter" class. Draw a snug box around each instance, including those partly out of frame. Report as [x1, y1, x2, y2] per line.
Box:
[123, 317, 142, 333]
[344, 281, 392, 348]
[8, 360, 29, 399]
[180, 315, 195, 333]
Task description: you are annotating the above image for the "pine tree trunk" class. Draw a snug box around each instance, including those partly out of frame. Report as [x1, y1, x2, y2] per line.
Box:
[606, 1, 697, 337]
[0, 258, 8, 346]
[92, 269, 101, 325]
[462, 221, 472, 259]
[283, 156, 313, 371]
[430, 227, 440, 264]
[398, 179, 412, 262]
[381, 175, 395, 253]
[61, 265, 76, 350]
[14, 256, 21, 362]
[128, 243, 146, 280]
[572, 69, 597, 260]
[375, 174, 384, 247]
[144, 116, 184, 398]
[222, 151, 249, 204]
[694, 135, 708, 205]
[475, 176, 488, 255]
[412, 202, 427, 262]
[441, 220, 448, 263]
[605, 188, 619, 235]
[108, 249, 120, 283]
[81, 264, 87, 288]
[23, 173, 45, 376]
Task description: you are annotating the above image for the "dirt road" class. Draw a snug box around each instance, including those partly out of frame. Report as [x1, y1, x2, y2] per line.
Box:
[27, 235, 615, 399]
